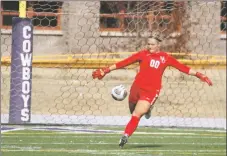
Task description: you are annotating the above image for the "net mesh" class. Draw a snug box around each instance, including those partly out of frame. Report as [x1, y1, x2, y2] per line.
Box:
[1, 1, 226, 128]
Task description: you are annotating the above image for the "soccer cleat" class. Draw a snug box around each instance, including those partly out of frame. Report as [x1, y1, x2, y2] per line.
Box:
[145, 105, 154, 119]
[119, 135, 128, 148]
[144, 110, 151, 119]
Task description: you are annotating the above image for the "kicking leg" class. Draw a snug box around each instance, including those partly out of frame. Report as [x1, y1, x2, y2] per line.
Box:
[144, 91, 159, 119]
[129, 102, 136, 114]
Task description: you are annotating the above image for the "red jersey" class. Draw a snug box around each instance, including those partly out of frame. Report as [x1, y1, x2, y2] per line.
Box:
[115, 50, 190, 91]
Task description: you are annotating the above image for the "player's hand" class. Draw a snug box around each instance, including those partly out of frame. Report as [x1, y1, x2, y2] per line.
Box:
[92, 67, 110, 80]
[195, 72, 212, 86]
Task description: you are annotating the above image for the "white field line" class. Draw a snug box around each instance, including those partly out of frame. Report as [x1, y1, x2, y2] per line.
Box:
[1, 149, 226, 153]
[32, 129, 227, 135]
[1, 151, 226, 156]
[2, 145, 41, 150]
[3, 131, 226, 137]
[2, 135, 226, 139]
[27, 126, 227, 133]
[32, 129, 198, 135]
[2, 126, 226, 134]
[160, 128, 226, 133]
[2, 142, 226, 146]
[1, 131, 197, 135]
[3, 132, 197, 135]
[1, 128, 25, 134]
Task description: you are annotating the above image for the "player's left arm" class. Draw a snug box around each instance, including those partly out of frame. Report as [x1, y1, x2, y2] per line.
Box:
[168, 55, 212, 86]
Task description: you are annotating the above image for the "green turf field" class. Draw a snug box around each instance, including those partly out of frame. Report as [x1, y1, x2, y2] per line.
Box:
[1, 126, 226, 156]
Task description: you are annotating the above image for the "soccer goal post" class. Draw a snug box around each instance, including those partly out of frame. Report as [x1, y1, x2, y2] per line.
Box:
[8, 1, 34, 124]
[1, 1, 226, 129]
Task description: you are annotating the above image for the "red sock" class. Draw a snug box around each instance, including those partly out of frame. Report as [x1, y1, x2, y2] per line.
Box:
[124, 116, 140, 136]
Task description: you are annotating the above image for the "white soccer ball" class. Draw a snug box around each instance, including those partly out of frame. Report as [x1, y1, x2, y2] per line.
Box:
[111, 85, 127, 101]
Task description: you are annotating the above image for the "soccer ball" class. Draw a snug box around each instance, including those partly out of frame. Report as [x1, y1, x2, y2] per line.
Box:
[111, 85, 127, 101]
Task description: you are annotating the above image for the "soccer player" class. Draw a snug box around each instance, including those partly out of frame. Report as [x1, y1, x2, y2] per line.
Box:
[92, 35, 213, 148]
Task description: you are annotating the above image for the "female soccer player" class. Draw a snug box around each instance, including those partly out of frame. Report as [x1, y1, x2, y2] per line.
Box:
[92, 35, 213, 148]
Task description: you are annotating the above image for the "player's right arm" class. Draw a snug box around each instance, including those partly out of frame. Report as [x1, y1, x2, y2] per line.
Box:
[92, 51, 143, 80]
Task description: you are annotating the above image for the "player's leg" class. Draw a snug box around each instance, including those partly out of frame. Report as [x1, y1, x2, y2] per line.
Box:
[144, 96, 158, 119]
[119, 89, 161, 147]
[124, 100, 151, 136]
[144, 104, 155, 119]
[119, 83, 139, 148]
[119, 102, 136, 147]
[128, 82, 139, 114]
[119, 100, 150, 148]
[143, 89, 160, 119]
[129, 102, 136, 114]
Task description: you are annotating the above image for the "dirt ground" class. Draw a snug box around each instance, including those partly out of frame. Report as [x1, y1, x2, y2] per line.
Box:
[1, 67, 226, 118]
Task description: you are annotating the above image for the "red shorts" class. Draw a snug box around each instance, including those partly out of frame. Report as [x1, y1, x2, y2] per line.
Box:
[129, 83, 160, 105]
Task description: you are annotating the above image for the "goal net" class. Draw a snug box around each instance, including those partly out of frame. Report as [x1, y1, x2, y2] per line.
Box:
[1, 1, 226, 129]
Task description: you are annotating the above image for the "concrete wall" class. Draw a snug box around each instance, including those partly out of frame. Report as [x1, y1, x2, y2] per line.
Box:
[185, 1, 226, 55]
[0, 1, 225, 57]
